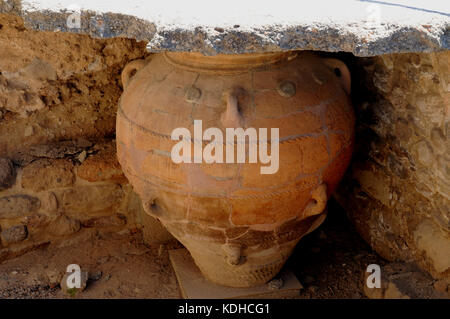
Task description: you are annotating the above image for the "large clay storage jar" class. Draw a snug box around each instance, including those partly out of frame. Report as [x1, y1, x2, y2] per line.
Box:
[117, 51, 355, 287]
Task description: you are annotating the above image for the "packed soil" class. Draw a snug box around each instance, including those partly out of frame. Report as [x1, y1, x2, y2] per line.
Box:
[0, 230, 182, 299]
[290, 199, 386, 299]
[0, 199, 430, 299]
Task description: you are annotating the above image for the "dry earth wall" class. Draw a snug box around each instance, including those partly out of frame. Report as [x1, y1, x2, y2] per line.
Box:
[0, 14, 170, 261]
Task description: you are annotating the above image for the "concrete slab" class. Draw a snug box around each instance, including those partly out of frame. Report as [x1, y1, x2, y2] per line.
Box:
[0, 0, 449, 56]
[168, 248, 303, 299]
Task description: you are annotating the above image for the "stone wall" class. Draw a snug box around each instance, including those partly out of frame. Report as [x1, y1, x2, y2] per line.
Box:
[336, 51, 449, 279]
[0, 14, 170, 261]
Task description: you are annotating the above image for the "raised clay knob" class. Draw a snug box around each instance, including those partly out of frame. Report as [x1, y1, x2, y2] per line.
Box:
[220, 87, 245, 128]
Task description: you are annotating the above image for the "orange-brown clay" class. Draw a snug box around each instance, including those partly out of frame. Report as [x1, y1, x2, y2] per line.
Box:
[116, 51, 355, 287]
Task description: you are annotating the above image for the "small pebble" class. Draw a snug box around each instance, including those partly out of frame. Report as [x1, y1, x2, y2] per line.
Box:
[267, 278, 284, 290]
[77, 151, 87, 163]
[89, 270, 102, 281]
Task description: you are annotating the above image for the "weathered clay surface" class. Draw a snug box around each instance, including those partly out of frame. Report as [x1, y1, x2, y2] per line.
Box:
[0, 0, 448, 56]
[0, 13, 148, 158]
[336, 50, 450, 279]
[117, 51, 355, 287]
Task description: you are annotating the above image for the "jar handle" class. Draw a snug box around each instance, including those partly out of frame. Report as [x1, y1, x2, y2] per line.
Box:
[121, 59, 147, 89]
[323, 58, 351, 95]
[303, 183, 328, 218]
[143, 194, 161, 217]
[222, 243, 244, 266]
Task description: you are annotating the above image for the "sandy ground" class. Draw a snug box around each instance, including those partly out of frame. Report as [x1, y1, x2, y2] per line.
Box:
[0, 200, 440, 299]
[0, 229, 182, 298]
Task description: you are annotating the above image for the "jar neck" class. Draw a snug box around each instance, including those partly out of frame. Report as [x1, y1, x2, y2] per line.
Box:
[163, 51, 297, 75]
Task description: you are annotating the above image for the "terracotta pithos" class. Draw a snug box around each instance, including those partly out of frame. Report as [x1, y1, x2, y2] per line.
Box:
[116, 51, 355, 287]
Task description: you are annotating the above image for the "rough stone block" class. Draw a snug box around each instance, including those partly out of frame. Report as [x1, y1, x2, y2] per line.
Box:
[77, 141, 127, 183]
[0, 157, 15, 190]
[25, 214, 50, 229]
[1, 225, 28, 244]
[0, 1, 448, 56]
[47, 215, 81, 236]
[169, 248, 303, 299]
[414, 220, 450, 275]
[53, 184, 124, 216]
[0, 195, 40, 219]
[39, 191, 58, 213]
[336, 51, 450, 280]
